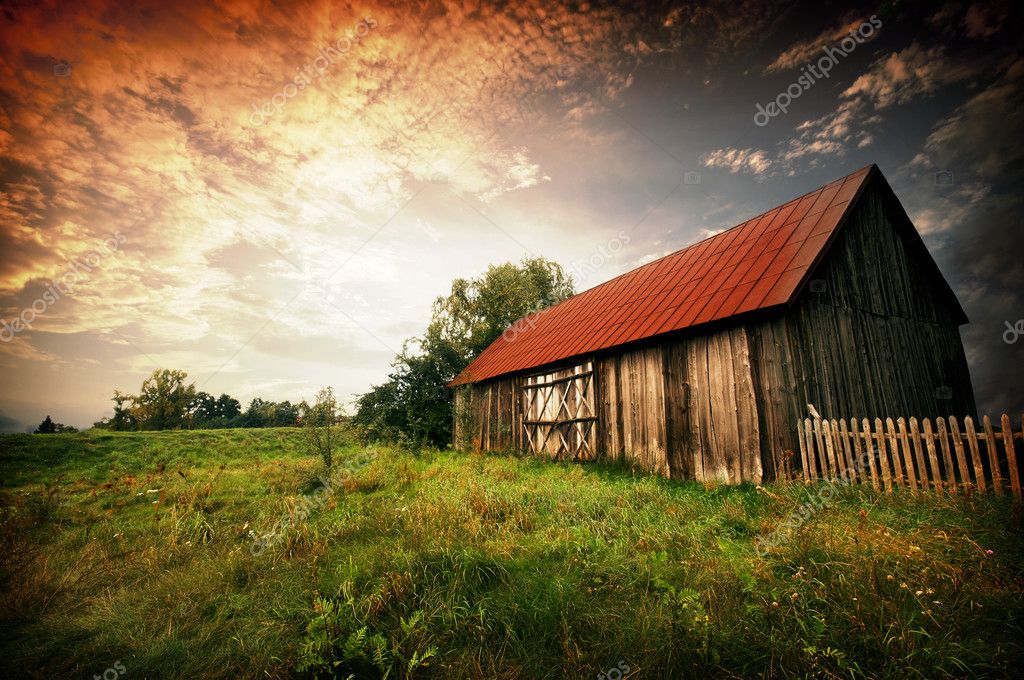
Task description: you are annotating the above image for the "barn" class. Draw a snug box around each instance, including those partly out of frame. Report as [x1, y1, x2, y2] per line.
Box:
[449, 165, 976, 483]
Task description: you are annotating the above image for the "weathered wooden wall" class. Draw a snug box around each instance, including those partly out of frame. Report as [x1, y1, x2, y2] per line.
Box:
[453, 184, 976, 484]
[746, 189, 976, 469]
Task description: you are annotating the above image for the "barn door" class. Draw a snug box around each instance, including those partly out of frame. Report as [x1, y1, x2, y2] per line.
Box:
[521, 361, 597, 461]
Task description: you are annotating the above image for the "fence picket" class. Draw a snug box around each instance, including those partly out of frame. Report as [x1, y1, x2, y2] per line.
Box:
[839, 419, 855, 482]
[860, 418, 879, 490]
[921, 419, 942, 493]
[964, 417, 986, 493]
[898, 418, 918, 491]
[937, 417, 958, 491]
[795, 413, 1019, 499]
[802, 417, 819, 481]
[797, 421, 809, 481]
[875, 418, 892, 492]
[1001, 414, 1020, 499]
[917, 417, 933, 491]
[850, 419, 866, 485]
[802, 419, 818, 480]
[829, 420, 847, 479]
[886, 418, 903, 488]
[813, 418, 828, 478]
[982, 416, 1004, 496]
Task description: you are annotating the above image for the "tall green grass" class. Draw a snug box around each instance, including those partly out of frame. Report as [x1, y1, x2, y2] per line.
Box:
[1, 428, 1021, 678]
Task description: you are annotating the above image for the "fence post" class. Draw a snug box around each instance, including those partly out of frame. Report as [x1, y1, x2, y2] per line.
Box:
[949, 417, 970, 493]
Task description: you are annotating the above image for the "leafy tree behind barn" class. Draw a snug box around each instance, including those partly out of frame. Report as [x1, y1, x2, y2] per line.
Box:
[354, 257, 574, 447]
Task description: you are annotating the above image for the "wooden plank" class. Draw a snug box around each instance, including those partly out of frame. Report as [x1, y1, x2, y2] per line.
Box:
[522, 416, 599, 426]
[813, 418, 828, 477]
[875, 417, 892, 492]
[838, 419, 855, 482]
[933, 418, 953, 494]
[886, 418, 903, 489]
[897, 418, 918, 492]
[822, 420, 838, 478]
[1001, 414, 1020, 499]
[797, 420, 809, 481]
[803, 418, 818, 480]
[910, 417, 930, 493]
[964, 417, 986, 492]
[937, 417, 958, 491]
[860, 418, 879, 490]
[826, 419, 845, 480]
[983, 415, 1004, 496]
[921, 419, 942, 493]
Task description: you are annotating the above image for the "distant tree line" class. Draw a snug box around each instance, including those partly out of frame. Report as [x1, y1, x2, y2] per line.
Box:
[93, 369, 319, 431]
[352, 257, 574, 448]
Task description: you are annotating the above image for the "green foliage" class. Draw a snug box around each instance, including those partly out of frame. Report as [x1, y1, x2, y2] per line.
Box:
[32, 416, 76, 434]
[105, 371, 307, 431]
[354, 257, 574, 448]
[1, 429, 1021, 678]
[305, 387, 340, 471]
[134, 369, 197, 430]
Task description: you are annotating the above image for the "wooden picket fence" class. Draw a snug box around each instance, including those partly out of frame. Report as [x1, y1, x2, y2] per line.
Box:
[795, 414, 1023, 500]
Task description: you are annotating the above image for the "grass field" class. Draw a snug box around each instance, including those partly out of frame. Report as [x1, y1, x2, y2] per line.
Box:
[1, 428, 1022, 678]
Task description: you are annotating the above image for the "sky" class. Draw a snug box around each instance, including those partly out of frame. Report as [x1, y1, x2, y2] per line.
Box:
[0, 0, 1021, 431]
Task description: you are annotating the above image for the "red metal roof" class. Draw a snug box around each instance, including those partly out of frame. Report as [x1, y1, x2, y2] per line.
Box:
[450, 165, 874, 386]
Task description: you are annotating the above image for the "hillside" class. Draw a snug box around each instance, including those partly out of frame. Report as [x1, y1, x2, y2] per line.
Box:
[1, 428, 1022, 678]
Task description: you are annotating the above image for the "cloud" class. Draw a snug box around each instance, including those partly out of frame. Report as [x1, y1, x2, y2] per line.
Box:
[701, 147, 772, 175]
[841, 44, 979, 109]
[776, 43, 983, 170]
[765, 16, 878, 73]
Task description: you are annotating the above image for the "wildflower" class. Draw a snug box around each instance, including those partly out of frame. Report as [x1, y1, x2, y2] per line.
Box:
[915, 590, 923, 596]
[985, 549, 994, 556]
[886, 574, 894, 581]
[925, 587, 934, 595]
[900, 582, 908, 589]
[791, 592, 799, 600]
[772, 601, 779, 607]
[852, 597, 858, 601]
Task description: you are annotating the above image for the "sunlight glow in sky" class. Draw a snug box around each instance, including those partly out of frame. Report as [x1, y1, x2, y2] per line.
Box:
[1, 0, 1021, 429]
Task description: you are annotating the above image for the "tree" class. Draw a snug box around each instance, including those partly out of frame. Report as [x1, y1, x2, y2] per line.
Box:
[190, 391, 218, 427]
[111, 391, 137, 431]
[133, 369, 196, 430]
[34, 416, 56, 434]
[354, 257, 574, 447]
[216, 393, 241, 421]
[33, 416, 77, 433]
[305, 387, 339, 470]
